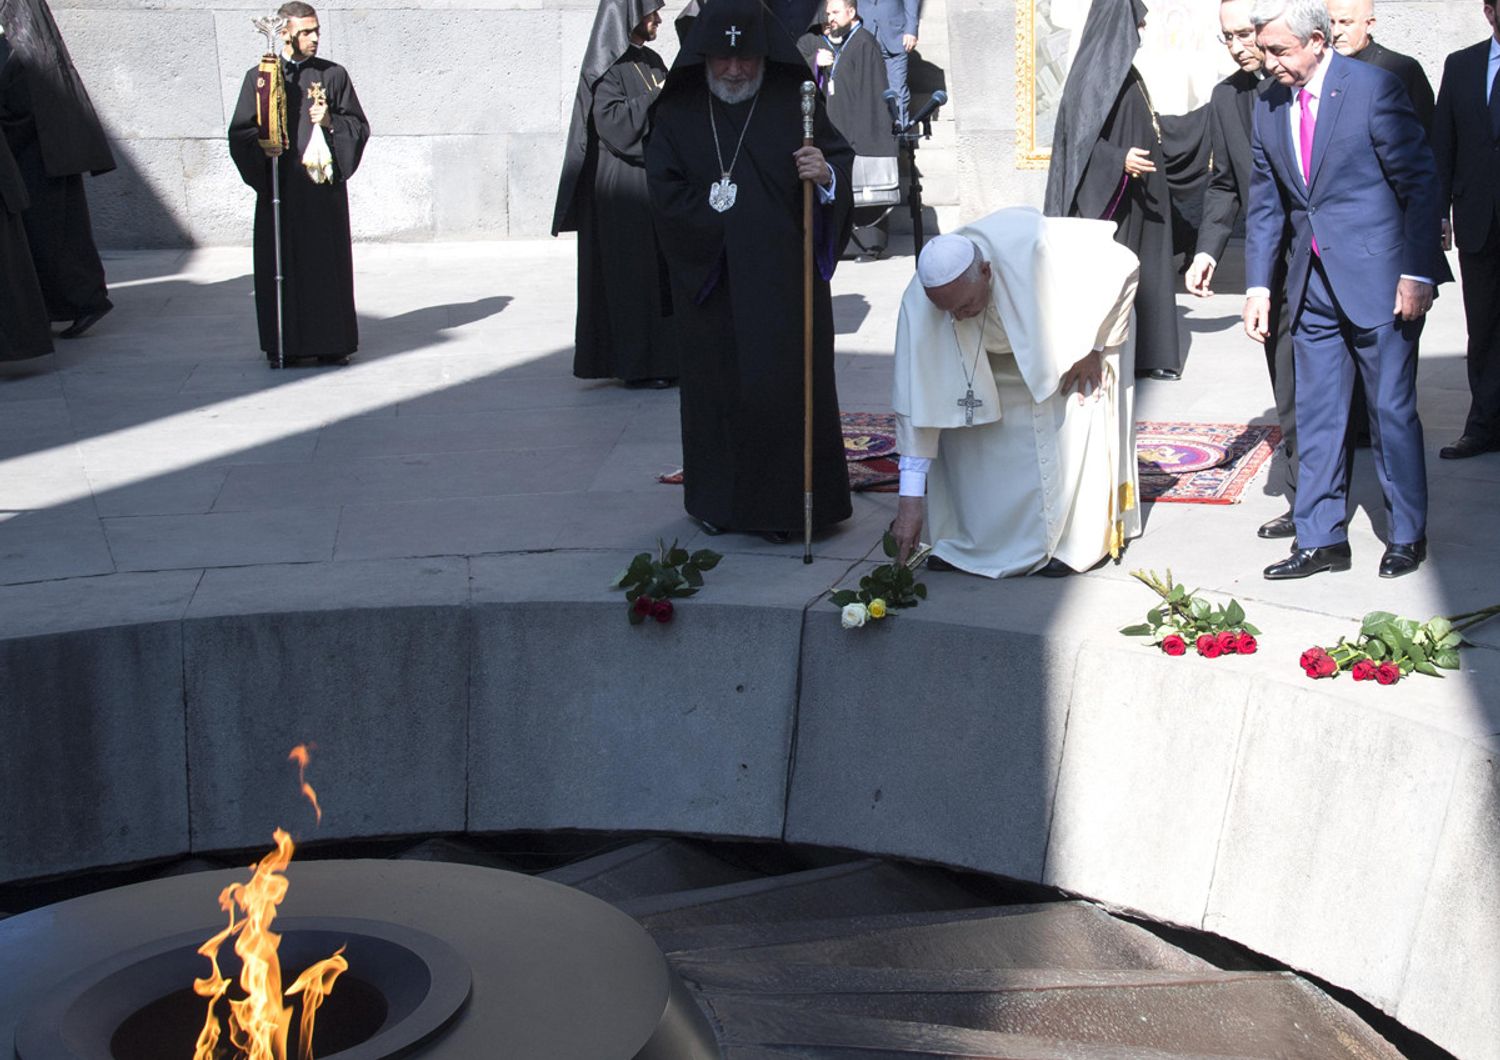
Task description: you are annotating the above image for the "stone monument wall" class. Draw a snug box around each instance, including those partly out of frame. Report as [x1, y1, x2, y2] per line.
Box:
[47, 0, 1486, 248]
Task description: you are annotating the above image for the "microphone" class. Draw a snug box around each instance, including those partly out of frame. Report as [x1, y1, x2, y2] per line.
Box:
[907, 90, 948, 129]
[882, 88, 901, 126]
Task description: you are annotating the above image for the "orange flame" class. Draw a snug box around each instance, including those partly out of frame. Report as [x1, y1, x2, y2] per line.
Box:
[288, 745, 321, 825]
[193, 748, 344, 1060]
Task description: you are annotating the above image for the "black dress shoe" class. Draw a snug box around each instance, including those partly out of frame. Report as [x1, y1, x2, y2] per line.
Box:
[1379, 539, 1426, 579]
[1257, 512, 1297, 539]
[1264, 543, 1352, 580]
[624, 378, 676, 390]
[1034, 557, 1075, 577]
[698, 520, 727, 536]
[760, 530, 793, 544]
[58, 303, 112, 339]
[1140, 368, 1181, 381]
[926, 555, 958, 572]
[1439, 435, 1497, 460]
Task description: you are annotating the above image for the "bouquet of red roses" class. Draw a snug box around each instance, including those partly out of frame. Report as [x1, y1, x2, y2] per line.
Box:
[1300, 605, 1498, 683]
[1120, 569, 1259, 659]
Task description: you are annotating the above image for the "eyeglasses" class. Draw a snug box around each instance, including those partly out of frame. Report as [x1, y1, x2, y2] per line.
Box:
[1217, 29, 1257, 45]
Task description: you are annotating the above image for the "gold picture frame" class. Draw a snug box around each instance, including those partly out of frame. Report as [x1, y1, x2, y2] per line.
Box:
[1014, 0, 1076, 170]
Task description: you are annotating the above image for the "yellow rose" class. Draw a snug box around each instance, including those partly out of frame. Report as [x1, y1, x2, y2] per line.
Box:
[868, 599, 887, 619]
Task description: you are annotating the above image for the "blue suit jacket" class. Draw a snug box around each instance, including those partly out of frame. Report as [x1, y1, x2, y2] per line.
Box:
[1246, 51, 1447, 330]
[856, 0, 920, 53]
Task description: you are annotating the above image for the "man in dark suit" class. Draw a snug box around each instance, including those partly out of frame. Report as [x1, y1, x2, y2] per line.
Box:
[1187, 0, 1299, 541]
[856, 0, 919, 126]
[1326, 0, 1435, 131]
[1431, 3, 1500, 459]
[1243, 0, 1446, 580]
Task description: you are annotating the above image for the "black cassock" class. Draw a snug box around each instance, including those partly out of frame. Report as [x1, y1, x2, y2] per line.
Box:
[1067, 69, 1180, 374]
[559, 45, 676, 383]
[228, 58, 369, 363]
[0, 10, 113, 323]
[796, 24, 896, 160]
[0, 109, 51, 361]
[647, 65, 855, 533]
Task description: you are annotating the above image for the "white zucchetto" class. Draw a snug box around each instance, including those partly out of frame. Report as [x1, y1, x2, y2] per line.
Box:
[916, 234, 977, 289]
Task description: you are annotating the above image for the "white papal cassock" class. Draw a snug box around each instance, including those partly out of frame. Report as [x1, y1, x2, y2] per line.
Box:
[893, 208, 1141, 577]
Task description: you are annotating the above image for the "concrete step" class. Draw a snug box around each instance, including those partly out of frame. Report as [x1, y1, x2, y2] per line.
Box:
[536, 837, 762, 902]
[667, 901, 1216, 975]
[693, 968, 1403, 1058]
[618, 859, 984, 930]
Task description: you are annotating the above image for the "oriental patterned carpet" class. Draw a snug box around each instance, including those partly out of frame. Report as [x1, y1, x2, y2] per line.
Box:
[658, 415, 1282, 504]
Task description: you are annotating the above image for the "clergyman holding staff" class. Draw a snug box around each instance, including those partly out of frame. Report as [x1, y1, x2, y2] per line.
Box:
[890, 209, 1142, 577]
[646, 0, 855, 542]
[228, 2, 369, 367]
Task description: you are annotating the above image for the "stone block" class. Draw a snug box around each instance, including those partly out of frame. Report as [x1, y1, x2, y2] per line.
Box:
[1044, 642, 1251, 926]
[0, 570, 201, 639]
[948, 0, 1017, 134]
[180, 137, 257, 247]
[183, 604, 470, 853]
[467, 552, 811, 838]
[0, 623, 189, 883]
[53, 8, 226, 139]
[506, 130, 570, 237]
[431, 134, 511, 239]
[89, 138, 193, 250]
[1204, 686, 1464, 1008]
[785, 604, 1075, 882]
[103, 506, 340, 571]
[1396, 736, 1500, 1060]
[348, 136, 437, 241]
[335, 9, 561, 136]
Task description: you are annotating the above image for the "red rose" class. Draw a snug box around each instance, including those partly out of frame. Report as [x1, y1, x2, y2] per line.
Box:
[1300, 647, 1337, 678]
[1375, 662, 1401, 685]
[1216, 630, 1239, 654]
[1350, 659, 1377, 681]
[1161, 634, 1187, 656]
[1236, 632, 1258, 655]
[1196, 633, 1222, 658]
[1299, 647, 1327, 669]
[633, 595, 654, 616]
[652, 599, 674, 623]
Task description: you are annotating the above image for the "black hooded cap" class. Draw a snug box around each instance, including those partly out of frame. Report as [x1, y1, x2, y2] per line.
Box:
[671, 0, 808, 73]
[1042, 0, 1147, 217]
[0, 0, 115, 177]
[552, 0, 666, 235]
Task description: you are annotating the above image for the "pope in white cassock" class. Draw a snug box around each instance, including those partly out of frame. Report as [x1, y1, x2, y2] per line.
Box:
[890, 207, 1142, 576]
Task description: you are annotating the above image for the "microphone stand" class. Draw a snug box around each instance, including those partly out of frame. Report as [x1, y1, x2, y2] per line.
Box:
[889, 91, 948, 259]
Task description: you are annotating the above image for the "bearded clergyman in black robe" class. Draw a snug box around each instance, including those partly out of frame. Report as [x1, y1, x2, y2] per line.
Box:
[0, 41, 50, 362]
[553, 0, 676, 388]
[1043, 0, 1182, 381]
[647, 0, 855, 540]
[0, 2, 114, 340]
[228, 2, 369, 367]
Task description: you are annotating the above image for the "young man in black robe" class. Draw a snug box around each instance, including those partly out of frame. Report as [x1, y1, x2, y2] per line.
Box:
[0, 2, 114, 340]
[554, 0, 676, 388]
[798, 0, 898, 257]
[0, 39, 50, 362]
[647, 0, 855, 540]
[1043, 0, 1182, 381]
[228, 2, 369, 367]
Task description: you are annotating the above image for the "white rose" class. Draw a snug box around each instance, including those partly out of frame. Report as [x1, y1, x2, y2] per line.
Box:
[840, 602, 869, 629]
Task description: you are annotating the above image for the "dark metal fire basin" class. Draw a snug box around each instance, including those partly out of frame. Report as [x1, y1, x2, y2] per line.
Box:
[0, 861, 717, 1059]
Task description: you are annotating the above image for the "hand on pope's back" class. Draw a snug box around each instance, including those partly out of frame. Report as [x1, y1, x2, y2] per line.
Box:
[1060, 350, 1103, 403]
[892, 496, 924, 566]
[1123, 147, 1156, 178]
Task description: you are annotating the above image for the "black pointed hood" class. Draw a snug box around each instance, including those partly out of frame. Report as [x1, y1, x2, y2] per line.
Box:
[0, 0, 115, 176]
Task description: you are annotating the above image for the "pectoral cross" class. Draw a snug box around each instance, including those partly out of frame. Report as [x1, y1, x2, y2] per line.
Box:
[725, 25, 742, 46]
[957, 388, 983, 426]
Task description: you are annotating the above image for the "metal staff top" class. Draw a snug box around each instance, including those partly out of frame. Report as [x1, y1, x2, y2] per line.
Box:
[800, 81, 815, 141]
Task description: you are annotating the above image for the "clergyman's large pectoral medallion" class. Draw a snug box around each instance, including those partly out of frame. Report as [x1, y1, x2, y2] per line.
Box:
[709, 176, 737, 213]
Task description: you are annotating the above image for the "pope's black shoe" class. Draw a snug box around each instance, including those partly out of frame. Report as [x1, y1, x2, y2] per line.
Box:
[1034, 557, 1075, 577]
[1439, 434, 1497, 460]
[1263, 542, 1351, 580]
[1379, 539, 1426, 579]
[1257, 511, 1296, 539]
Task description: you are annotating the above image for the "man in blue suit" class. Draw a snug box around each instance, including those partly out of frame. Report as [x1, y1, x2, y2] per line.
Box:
[857, 0, 920, 125]
[1242, 0, 1446, 579]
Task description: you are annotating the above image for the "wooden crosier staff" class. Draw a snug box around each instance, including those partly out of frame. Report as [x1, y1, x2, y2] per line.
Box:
[801, 80, 816, 564]
[251, 14, 289, 369]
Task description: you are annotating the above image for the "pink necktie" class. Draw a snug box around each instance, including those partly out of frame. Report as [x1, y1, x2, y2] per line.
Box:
[1299, 88, 1319, 255]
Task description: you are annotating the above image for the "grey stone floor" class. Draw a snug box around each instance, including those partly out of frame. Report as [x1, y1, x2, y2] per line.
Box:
[0, 234, 1495, 730]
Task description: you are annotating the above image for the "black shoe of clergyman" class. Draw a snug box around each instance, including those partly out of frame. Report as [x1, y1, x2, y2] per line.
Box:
[1379, 539, 1426, 579]
[1139, 368, 1181, 381]
[1257, 512, 1297, 539]
[1439, 435, 1498, 460]
[1263, 543, 1352, 580]
[59, 304, 112, 339]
